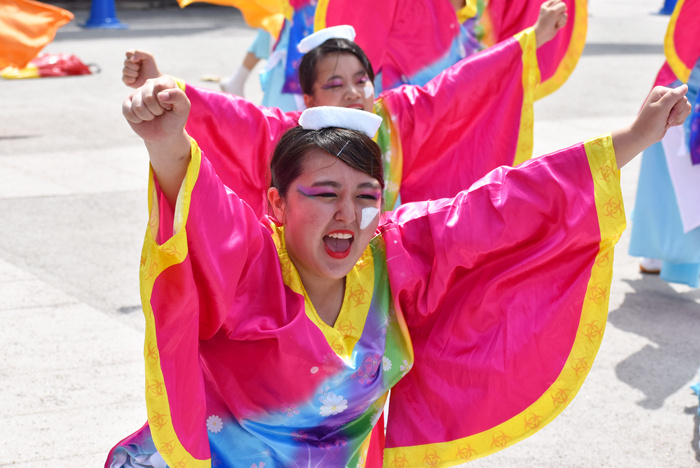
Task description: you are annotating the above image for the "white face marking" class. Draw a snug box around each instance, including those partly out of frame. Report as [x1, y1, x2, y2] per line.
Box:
[364, 85, 374, 99]
[360, 207, 379, 229]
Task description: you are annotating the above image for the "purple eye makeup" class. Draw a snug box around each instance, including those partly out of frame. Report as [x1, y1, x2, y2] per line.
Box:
[297, 186, 336, 198]
[358, 190, 381, 200]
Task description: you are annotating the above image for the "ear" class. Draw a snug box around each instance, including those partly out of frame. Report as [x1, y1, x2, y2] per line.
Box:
[303, 93, 315, 109]
[268, 187, 287, 225]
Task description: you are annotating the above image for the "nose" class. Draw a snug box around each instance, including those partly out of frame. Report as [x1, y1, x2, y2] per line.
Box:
[334, 195, 357, 224]
[345, 83, 362, 100]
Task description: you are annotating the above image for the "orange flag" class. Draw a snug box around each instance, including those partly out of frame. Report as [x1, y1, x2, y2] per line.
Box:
[176, 0, 284, 40]
[0, 0, 73, 69]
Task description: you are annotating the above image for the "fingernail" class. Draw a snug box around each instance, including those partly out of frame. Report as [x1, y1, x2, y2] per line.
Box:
[158, 91, 170, 101]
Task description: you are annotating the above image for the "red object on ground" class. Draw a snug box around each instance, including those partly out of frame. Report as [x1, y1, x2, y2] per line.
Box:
[1, 52, 94, 79]
[31, 53, 91, 76]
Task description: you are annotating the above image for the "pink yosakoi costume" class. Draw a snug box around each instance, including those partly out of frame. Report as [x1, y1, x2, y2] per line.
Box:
[177, 28, 539, 214]
[229, 0, 584, 98]
[477, 0, 588, 99]
[664, 0, 700, 85]
[173, 0, 583, 107]
[317, 0, 586, 98]
[107, 130, 626, 467]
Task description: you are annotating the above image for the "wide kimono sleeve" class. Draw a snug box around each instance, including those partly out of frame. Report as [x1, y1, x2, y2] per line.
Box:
[316, 0, 460, 92]
[378, 28, 540, 205]
[483, 0, 587, 99]
[175, 78, 301, 218]
[139, 138, 284, 468]
[377, 134, 626, 466]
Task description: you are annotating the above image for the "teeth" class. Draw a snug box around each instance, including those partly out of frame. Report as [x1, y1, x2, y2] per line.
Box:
[327, 233, 353, 239]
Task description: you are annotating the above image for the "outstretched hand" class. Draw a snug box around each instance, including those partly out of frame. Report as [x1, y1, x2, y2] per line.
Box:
[123, 76, 191, 206]
[123, 50, 163, 89]
[534, 0, 568, 48]
[612, 85, 692, 168]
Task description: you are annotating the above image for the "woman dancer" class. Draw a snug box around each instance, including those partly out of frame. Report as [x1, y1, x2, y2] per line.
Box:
[108, 75, 690, 466]
[628, 0, 700, 287]
[122, 3, 565, 214]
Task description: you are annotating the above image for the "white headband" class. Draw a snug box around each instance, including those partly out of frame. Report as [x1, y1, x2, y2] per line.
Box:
[299, 106, 382, 138]
[297, 25, 357, 54]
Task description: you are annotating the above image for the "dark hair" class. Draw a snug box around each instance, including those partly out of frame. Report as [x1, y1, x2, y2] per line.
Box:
[298, 38, 375, 95]
[270, 126, 384, 198]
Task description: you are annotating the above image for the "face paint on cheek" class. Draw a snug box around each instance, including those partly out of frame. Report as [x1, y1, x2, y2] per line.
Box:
[360, 207, 380, 229]
[364, 85, 374, 99]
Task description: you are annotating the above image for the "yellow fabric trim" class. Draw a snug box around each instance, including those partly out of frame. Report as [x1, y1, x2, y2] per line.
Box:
[1, 64, 39, 79]
[664, 0, 690, 83]
[382, 134, 625, 468]
[513, 27, 539, 166]
[173, 76, 187, 93]
[313, 0, 330, 32]
[535, 0, 588, 100]
[269, 224, 375, 360]
[140, 139, 210, 468]
[456, 0, 478, 23]
[373, 99, 404, 211]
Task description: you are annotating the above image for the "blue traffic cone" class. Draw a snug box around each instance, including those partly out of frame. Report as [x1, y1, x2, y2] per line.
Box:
[658, 0, 677, 15]
[81, 0, 128, 29]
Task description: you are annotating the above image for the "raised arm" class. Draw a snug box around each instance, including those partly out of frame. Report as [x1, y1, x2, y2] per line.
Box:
[122, 76, 191, 207]
[123, 71, 300, 217]
[134, 137, 284, 468]
[533, 0, 568, 48]
[612, 84, 690, 168]
[378, 85, 691, 465]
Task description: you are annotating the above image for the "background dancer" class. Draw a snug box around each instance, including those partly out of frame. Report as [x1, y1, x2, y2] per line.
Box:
[121, 8, 565, 217]
[628, 0, 700, 287]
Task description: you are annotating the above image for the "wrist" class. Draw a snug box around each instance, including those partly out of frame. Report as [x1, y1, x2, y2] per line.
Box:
[145, 130, 191, 164]
[534, 24, 543, 48]
[629, 120, 658, 150]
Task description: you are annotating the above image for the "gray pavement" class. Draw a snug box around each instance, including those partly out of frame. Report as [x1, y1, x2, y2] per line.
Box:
[1, 0, 699, 466]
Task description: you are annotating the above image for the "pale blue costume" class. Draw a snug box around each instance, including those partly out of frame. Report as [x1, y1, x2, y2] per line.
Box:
[259, 22, 301, 112]
[628, 59, 700, 288]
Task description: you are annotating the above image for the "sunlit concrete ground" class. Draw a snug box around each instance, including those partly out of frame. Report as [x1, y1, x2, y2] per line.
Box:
[1, 0, 699, 466]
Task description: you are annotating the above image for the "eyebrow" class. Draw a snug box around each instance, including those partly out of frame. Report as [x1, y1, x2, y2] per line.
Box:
[310, 180, 381, 190]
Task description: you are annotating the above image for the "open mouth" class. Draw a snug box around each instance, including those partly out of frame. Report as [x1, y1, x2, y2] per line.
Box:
[345, 104, 364, 110]
[323, 231, 354, 259]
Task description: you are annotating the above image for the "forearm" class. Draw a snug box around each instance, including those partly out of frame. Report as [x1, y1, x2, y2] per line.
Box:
[610, 125, 652, 169]
[146, 130, 192, 208]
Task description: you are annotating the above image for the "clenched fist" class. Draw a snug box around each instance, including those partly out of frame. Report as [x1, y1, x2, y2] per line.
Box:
[534, 0, 568, 48]
[123, 75, 191, 206]
[123, 50, 163, 89]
